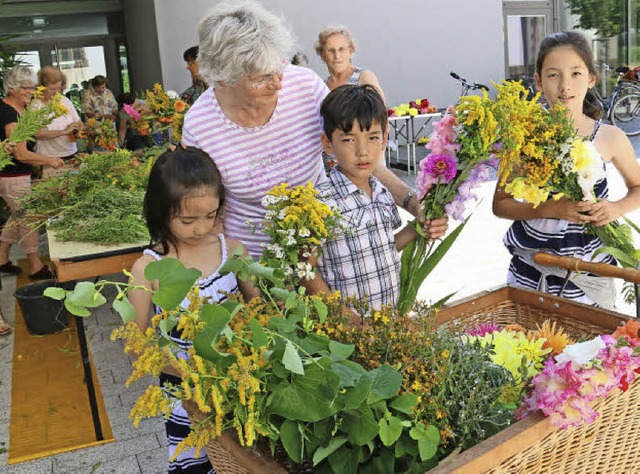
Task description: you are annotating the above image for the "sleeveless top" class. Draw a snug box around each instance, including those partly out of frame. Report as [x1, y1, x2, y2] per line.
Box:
[144, 234, 239, 354]
[325, 66, 363, 86]
[503, 120, 616, 302]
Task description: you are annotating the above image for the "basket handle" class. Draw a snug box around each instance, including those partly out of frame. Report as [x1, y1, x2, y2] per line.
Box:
[533, 252, 640, 284]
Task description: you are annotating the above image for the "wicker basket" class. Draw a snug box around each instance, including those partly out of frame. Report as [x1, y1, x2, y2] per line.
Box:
[186, 285, 639, 473]
[428, 285, 640, 473]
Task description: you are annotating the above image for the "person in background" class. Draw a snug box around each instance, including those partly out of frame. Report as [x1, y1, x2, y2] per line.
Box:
[0, 66, 63, 280]
[32, 66, 83, 178]
[493, 31, 640, 308]
[302, 85, 439, 310]
[180, 46, 207, 106]
[81, 75, 117, 120]
[183, 0, 441, 259]
[315, 25, 385, 102]
[291, 51, 309, 67]
[128, 147, 257, 474]
[117, 92, 146, 151]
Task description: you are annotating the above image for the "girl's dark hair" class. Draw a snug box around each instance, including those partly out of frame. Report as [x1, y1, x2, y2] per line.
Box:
[320, 84, 388, 138]
[144, 146, 225, 255]
[536, 31, 603, 120]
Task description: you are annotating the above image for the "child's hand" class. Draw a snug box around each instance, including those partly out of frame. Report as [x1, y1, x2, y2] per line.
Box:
[589, 200, 622, 227]
[544, 198, 595, 223]
[422, 216, 449, 240]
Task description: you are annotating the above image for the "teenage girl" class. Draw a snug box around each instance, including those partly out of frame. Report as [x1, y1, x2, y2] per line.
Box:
[493, 31, 640, 309]
[129, 146, 258, 473]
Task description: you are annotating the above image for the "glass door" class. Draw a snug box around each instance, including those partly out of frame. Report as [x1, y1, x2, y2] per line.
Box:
[51, 44, 107, 93]
[503, 2, 553, 81]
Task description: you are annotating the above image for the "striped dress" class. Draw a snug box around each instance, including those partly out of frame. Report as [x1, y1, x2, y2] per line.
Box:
[147, 235, 239, 474]
[182, 65, 329, 258]
[504, 120, 615, 305]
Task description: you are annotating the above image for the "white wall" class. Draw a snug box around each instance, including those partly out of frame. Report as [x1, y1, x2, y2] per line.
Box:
[153, 0, 505, 108]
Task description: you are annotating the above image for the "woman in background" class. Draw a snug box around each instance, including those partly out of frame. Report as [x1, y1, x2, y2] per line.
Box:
[32, 66, 82, 178]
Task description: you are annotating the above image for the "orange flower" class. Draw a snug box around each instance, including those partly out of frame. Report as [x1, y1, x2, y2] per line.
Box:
[174, 100, 188, 113]
[531, 320, 573, 356]
[612, 320, 640, 342]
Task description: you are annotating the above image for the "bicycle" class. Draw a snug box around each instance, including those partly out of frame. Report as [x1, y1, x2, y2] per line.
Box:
[591, 64, 640, 136]
[450, 71, 489, 98]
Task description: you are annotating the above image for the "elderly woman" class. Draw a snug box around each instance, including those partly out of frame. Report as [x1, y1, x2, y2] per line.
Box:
[315, 26, 385, 101]
[0, 66, 64, 281]
[32, 66, 83, 178]
[183, 1, 442, 261]
[81, 75, 117, 120]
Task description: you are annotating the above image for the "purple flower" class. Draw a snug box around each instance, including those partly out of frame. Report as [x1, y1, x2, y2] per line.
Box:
[445, 197, 466, 221]
[467, 323, 499, 336]
[422, 154, 457, 183]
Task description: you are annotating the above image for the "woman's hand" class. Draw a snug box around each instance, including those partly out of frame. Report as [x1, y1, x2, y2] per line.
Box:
[589, 200, 622, 227]
[2, 141, 17, 155]
[49, 157, 65, 169]
[65, 122, 82, 134]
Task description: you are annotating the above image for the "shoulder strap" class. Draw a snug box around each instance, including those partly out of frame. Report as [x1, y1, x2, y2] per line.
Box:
[590, 119, 602, 141]
[142, 248, 162, 261]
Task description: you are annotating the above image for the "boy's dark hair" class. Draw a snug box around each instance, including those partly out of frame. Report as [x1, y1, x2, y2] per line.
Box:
[90, 75, 107, 88]
[320, 84, 388, 138]
[183, 46, 199, 62]
[144, 146, 225, 255]
[536, 31, 602, 120]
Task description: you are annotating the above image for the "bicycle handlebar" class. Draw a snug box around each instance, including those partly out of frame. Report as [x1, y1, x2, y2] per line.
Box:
[450, 71, 489, 92]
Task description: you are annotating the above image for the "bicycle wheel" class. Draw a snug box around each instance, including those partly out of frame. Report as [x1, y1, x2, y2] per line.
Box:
[611, 92, 640, 136]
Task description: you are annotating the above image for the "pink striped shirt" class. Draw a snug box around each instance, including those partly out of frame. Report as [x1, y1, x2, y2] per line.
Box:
[182, 65, 329, 258]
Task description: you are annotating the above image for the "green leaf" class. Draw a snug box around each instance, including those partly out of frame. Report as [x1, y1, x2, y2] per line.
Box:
[410, 424, 440, 461]
[378, 416, 404, 446]
[192, 304, 232, 361]
[313, 298, 328, 322]
[329, 340, 354, 361]
[343, 407, 379, 446]
[158, 317, 177, 339]
[249, 319, 268, 348]
[328, 445, 361, 474]
[312, 436, 347, 466]
[283, 340, 304, 375]
[113, 298, 137, 324]
[367, 365, 403, 402]
[64, 298, 91, 317]
[218, 251, 244, 275]
[389, 393, 419, 415]
[593, 246, 638, 268]
[67, 281, 106, 308]
[44, 287, 66, 300]
[267, 361, 340, 421]
[344, 375, 373, 409]
[332, 360, 367, 388]
[280, 419, 303, 463]
[144, 258, 201, 310]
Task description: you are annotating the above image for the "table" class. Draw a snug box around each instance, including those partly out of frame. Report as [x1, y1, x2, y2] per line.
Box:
[48, 231, 146, 441]
[386, 111, 442, 175]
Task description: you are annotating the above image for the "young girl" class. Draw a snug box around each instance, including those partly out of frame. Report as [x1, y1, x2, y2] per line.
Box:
[129, 146, 257, 473]
[493, 31, 640, 309]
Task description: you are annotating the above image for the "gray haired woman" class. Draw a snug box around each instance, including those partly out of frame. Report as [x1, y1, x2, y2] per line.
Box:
[182, 0, 435, 260]
[315, 25, 385, 102]
[0, 66, 63, 283]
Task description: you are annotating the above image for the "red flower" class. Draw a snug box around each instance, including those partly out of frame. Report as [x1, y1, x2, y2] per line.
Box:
[387, 109, 396, 118]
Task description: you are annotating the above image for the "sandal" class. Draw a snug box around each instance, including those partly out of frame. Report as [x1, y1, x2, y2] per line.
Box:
[29, 265, 56, 281]
[0, 316, 11, 336]
[0, 261, 22, 275]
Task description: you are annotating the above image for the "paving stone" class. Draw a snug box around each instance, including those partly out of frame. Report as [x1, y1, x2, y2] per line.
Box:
[137, 446, 168, 474]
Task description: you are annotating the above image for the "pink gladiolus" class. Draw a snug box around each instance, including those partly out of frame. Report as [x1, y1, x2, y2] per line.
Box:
[123, 103, 141, 120]
[422, 153, 457, 183]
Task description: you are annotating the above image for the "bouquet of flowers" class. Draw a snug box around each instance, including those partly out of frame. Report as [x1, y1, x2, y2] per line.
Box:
[494, 80, 639, 269]
[258, 182, 344, 283]
[77, 117, 118, 151]
[0, 87, 68, 169]
[522, 329, 640, 429]
[124, 83, 189, 142]
[388, 98, 437, 118]
[397, 93, 499, 315]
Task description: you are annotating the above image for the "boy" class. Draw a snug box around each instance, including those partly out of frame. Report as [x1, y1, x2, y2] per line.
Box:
[303, 84, 419, 309]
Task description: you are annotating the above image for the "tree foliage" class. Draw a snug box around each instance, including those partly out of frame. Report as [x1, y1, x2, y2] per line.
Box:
[564, 0, 626, 38]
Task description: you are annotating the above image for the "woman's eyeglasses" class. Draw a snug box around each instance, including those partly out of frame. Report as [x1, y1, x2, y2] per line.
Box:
[248, 61, 287, 89]
[19, 85, 36, 91]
